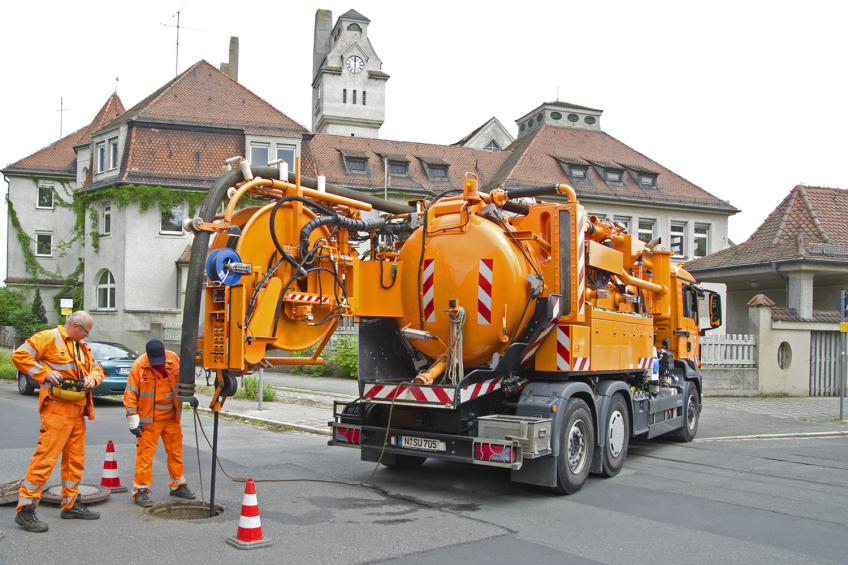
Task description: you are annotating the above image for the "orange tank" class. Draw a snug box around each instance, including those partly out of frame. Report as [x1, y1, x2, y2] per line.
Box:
[395, 208, 538, 366]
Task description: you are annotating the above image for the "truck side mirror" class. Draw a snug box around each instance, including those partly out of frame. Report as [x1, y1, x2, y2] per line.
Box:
[709, 293, 722, 328]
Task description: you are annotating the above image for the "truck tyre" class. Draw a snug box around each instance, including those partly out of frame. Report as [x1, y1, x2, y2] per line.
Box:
[553, 397, 594, 494]
[673, 384, 700, 442]
[17, 372, 35, 396]
[600, 393, 629, 478]
[382, 455, 427, 468]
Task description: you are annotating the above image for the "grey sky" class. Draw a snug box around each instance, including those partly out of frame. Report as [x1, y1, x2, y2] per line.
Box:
[2, 1, 846, 284]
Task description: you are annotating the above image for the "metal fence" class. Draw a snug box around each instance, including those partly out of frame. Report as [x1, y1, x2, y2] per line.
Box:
[163, 323, 182, 343]
[701, 334, 757, 367]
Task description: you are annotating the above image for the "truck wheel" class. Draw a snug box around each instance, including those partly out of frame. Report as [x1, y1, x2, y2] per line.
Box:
[553, 398, 594, 494]
[600, 393, 629, 478]
[17, 372, 35, 396]
[673, 385, 700, 442]
[382, 455, 427, 468]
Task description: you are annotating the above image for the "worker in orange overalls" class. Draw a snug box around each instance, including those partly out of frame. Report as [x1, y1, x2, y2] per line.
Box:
[124, 339, 197, 507]
[13, 310, 105, 533]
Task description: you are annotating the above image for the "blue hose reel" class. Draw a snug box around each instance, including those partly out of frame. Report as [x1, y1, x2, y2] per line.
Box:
[206, 248, 243, 286]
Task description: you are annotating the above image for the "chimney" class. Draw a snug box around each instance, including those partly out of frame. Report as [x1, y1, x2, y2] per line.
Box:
[313, 10, 333, 81]
[220, 37, 239, 81]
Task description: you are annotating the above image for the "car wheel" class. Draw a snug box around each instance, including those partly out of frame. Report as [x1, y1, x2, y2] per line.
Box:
[552, 397, 594, 494]
[600, 393, 629, 478]
[673, 384, 700, 442]
[17, 372, 35, 396]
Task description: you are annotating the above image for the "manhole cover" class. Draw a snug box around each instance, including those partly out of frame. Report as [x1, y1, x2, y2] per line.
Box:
[145, 500, 227, 520]
[40, 484, 111, 505]
[0, 480, 23, 505]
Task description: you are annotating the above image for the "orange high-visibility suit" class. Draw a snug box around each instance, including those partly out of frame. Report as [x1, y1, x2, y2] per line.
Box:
[13, 326, 104, 512]
[124, 350, 186, 496]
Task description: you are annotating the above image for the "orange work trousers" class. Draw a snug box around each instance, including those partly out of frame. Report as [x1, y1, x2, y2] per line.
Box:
[132, 412, 186, 495]
[18, 399, 87, 512]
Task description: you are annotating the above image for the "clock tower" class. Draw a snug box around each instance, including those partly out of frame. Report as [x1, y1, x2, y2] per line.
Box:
[312, 9, 389, 138]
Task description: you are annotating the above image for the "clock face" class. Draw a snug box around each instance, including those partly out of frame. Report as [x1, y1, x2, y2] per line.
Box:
[346, 55, 364, 74]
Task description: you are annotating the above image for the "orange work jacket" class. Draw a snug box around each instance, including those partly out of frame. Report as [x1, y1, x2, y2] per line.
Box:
[124, 350, 183, 424]
[12, 325, 105, 419]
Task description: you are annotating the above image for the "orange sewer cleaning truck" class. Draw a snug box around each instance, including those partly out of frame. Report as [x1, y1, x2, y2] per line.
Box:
[177, 161, 722, 494]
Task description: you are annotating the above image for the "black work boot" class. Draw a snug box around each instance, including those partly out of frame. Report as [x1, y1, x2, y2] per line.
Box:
[170, 484, 196, 499]
[60, 496, 100, 520]
[134, 488, 153, 507]
[15, 504, 48, 532]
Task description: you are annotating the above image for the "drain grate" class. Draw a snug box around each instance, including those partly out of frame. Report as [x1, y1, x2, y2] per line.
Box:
[145, 500, 227, 520]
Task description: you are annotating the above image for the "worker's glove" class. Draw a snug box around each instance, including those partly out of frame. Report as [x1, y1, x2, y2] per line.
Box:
[189, 397, 199, 410]
[127, 414, 145, 438]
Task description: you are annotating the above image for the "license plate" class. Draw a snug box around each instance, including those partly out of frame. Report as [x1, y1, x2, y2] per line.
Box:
[393, 435, 446, 452]
[117, 367, 130, 375]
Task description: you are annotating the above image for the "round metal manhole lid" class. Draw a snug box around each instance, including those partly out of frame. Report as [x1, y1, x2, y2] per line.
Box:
[40, 484, 112, 505]
[0, 479, 24, 505]
[144, 500, 227, 520]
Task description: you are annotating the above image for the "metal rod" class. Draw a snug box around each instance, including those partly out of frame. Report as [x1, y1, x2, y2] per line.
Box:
[840, 289, 846, 421]
[210, 411, 219, 518]
[258, 367, 264, 411]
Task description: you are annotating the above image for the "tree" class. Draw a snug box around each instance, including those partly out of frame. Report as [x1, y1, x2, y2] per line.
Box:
[0, 287, 26, 326]
[9, 307, 49, 344]
[32, 288, 48, 324]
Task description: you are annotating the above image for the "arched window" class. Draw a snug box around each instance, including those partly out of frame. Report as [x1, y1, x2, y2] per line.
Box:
[97, 270, 116, 310]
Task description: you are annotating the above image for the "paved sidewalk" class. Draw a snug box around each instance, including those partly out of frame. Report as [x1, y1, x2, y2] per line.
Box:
[194, 372, 848, 440]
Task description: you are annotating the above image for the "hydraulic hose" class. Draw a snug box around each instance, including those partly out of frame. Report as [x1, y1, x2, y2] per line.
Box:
[504, 184, 577, 202]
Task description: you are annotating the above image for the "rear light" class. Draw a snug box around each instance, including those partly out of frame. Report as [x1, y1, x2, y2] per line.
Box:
[474, 442, 515, 464]
[334, 427, 361, 445]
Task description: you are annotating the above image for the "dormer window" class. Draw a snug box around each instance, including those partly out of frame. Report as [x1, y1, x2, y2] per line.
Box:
[341, 150, 369, 174]
[570, 166, 587, 179]
[429, 166, 447, 179]
[605, 169, 623, 183]
[389, 162, 408, 176]
[639, 174, 656, 187]
[108, 137, 119, 170]
[348, 159, 366, 172]
[420, 157, 450, 181]
[484, 140, 501, 151]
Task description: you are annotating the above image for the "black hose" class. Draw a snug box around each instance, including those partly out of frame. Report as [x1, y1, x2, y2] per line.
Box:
[503, 185, 562, 199]
[417, 189, 463, 329]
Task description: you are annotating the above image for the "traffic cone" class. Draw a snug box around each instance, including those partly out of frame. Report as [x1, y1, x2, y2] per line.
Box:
[100, 441, 127, 493]
[226, 478, 272, 550]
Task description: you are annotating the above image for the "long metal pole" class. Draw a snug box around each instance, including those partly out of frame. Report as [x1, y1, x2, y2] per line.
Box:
[258, 367, 264, 410]
[840, 289, 846, 421]
[209, 412, 219, 518]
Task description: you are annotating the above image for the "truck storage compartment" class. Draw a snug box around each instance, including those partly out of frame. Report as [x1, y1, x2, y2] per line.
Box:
[477, 415, 552, 458]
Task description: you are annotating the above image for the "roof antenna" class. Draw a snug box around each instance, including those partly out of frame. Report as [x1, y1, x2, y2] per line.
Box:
[556, 86, 559, 102]
[115, 77, 119, 93]
[56, 97, 71, 140]
[161, 5, 204, 77]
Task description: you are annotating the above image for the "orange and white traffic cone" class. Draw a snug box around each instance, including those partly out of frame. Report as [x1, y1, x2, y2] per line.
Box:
[226, 478, 272, 550]
[100, 441, 127, 493]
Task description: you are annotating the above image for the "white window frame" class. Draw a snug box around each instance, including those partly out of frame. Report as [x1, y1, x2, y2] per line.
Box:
[694, 223, 710, 258]
[638, 219, 655, 244]
[250, 143, 270, 167]
[96, 142, 106, 173]
[160, 204, 184, 235]
[108, 137, 119, 170]
[639, 174, 656, 187]
[97, 270, 116, 310]
[102, 201, 112, 236]
[36, 183, 54, 210]
[276, 146, 295, 171]
[35, 231, 53, 257]
[570, 166, 587, 179]
[613, 216, 631, 233]
[670, 222, 686, 258]
[605, 169, 623, 183]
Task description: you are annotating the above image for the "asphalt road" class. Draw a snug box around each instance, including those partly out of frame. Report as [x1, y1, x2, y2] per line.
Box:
[1, 379, 848, 565]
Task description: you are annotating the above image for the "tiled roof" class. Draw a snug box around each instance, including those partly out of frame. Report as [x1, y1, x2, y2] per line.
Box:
[4, 276, 68, 286]
[310, 134, 510, 193]
[486, 126, 737, 211]
[453, 117, 495, 146]
[176, 245, 192, 263]
[771, 308, 842, 323]
[340, 9, 370, 22]
[2, 93, 124, 176]
[97, 61, 308, 137]
[687, 185, 848, 270]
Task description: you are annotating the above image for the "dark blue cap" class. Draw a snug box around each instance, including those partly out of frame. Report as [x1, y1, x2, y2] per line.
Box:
[146, 339, 166, 365]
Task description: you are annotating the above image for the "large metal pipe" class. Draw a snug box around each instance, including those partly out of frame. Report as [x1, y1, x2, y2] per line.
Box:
[279, 168, 414, 215]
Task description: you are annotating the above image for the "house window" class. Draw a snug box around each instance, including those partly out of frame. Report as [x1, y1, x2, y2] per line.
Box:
[640, 174, 656, 187]
[103, 201, 112, 236]
[276, 147, 295, 172]
[570, 166, 587, 179]
[96, 142, 106, 173]
[161, 204, 184, 234]
[428, 165, 447, 180]
[317, 85, 321, 100]
[485, 140, 501, 151]
[353, 90, 357, 104]
[35, 232, 52, 257]
[108, 137, 119, 170]
[389, 161, 408, 175]
[37, 184, 53, 209]
[613, 216, 631, 233]
[362, 91, 366, 106]
[638, 219, 655, 244]
[605, 169, 622, 183]
[694, 224, 709, 258]
[343, 89, 347, 103]
[348, 159, 367, 173]
[250, 144, 270, 166]
[97, 270, 116, 310]
[670, 222, 686, 257]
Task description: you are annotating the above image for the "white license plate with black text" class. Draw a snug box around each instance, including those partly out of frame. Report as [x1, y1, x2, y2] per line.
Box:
[117, 367, 130, 375]
[393, 435, 446, 452]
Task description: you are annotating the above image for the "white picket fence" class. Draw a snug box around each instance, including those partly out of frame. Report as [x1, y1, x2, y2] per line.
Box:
[700, 334, 757, 367]
[163, 323, 181, 343]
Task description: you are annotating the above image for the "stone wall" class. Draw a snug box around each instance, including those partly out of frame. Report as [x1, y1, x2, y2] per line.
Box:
[701, 367, 759, 397]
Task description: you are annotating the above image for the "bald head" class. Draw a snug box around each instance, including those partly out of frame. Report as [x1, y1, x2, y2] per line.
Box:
[65, 311, 93, 342]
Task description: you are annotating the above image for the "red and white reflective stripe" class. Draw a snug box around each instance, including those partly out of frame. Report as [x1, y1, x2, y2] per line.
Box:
[422, 259, 436, 323]
[459, 377, 503, 404]
[573, 357, 590, 371]
[363, 383, 454, 403]
[556, 326, 571, 371]
[285, 293, 331, 304]
[520, 295, 561, 365]
[577, 209, 585, 316]
[478, 259, 493, 325]
[637, 357, 652, 369]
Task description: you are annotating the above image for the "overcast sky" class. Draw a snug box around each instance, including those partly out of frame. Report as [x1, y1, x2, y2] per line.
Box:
[2, 1, 846, 283]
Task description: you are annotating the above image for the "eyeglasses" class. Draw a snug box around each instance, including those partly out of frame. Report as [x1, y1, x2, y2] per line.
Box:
[75, 323, 91, 336]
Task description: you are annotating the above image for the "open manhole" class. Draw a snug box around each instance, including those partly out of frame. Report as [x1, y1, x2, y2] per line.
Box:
[145, 500, 227, 520]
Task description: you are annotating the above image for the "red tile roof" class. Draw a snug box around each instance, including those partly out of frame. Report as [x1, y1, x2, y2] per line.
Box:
[772, 308, 842, 323]
[3, 93, 124, 176]
[687, 185, 848, 270]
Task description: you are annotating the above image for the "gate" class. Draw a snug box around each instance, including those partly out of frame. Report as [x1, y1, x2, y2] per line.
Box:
[810, 331, 842, 396]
